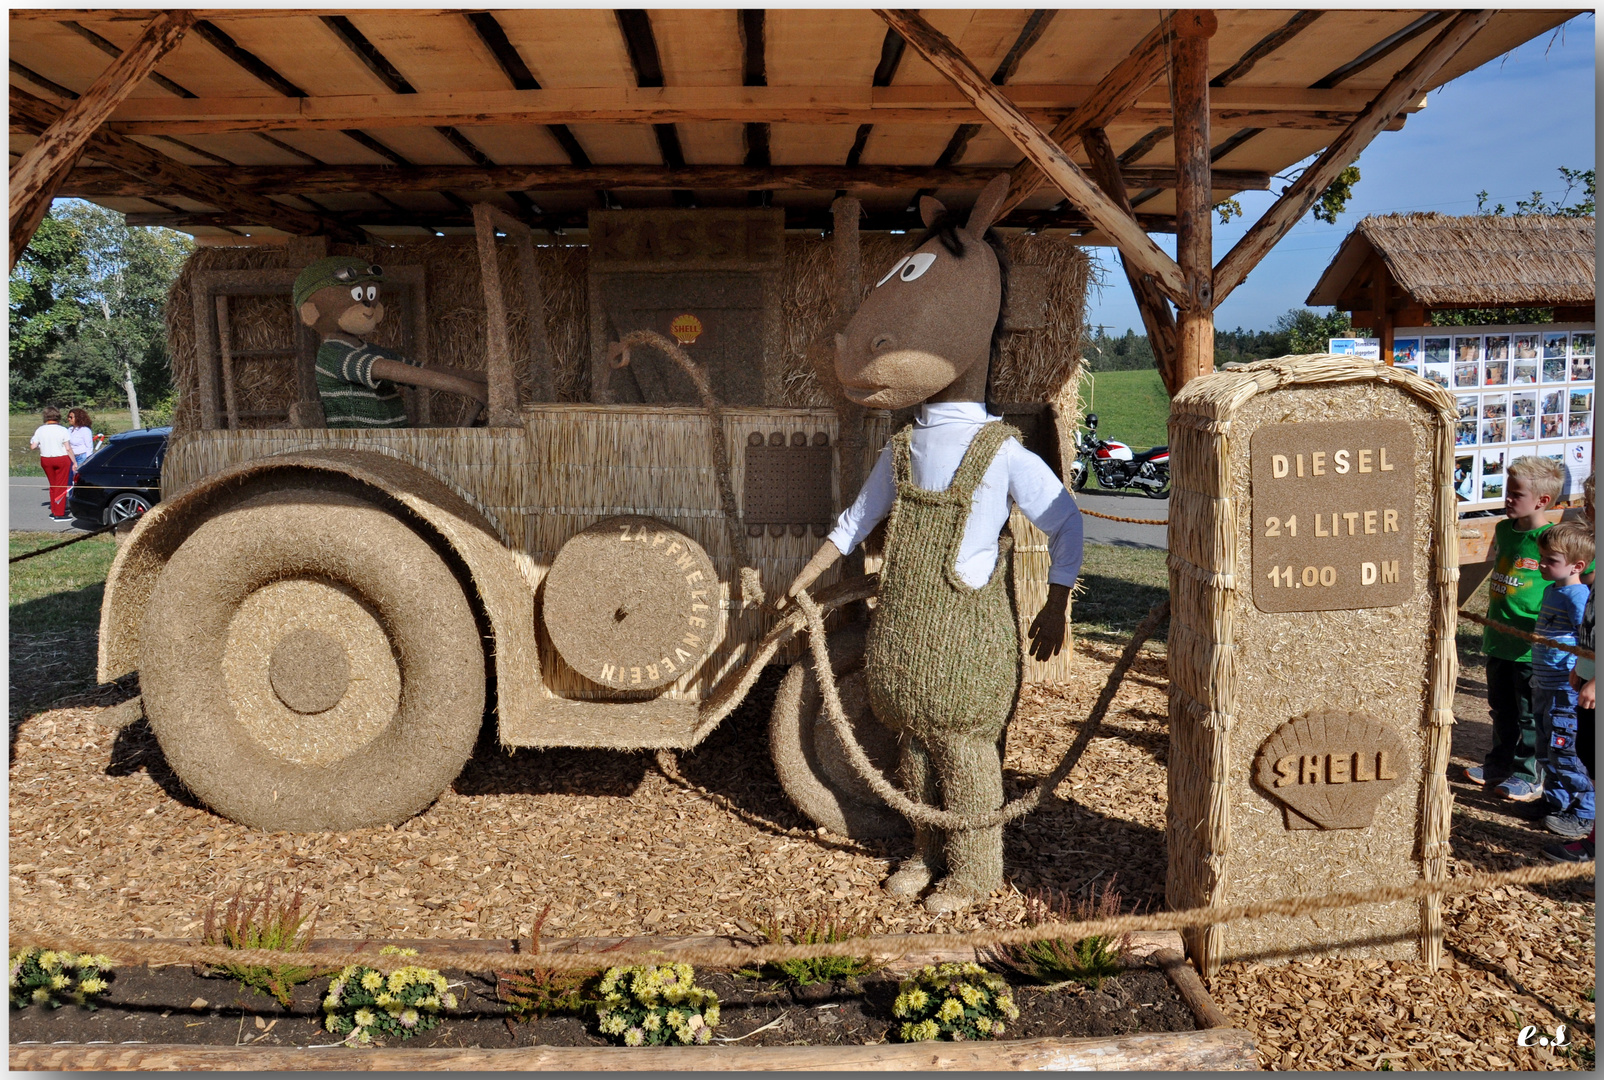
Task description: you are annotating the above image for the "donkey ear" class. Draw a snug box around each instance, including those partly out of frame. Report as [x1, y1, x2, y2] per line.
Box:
[965, 173, 1012, 235]
[918, 195, 946, 228]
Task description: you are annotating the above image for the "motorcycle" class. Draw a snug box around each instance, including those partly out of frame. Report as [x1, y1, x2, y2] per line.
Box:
[1067, 413, 1171, 498]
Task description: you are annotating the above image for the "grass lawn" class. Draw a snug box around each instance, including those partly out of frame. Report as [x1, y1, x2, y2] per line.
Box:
[1079, 368, 1169, 449]
[1071, 543, 1170, 646]
[9, 530, 122, 720]
[10, 410, 146, 477]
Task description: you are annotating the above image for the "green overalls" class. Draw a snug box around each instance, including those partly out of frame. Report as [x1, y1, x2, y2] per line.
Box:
[865, 421, 1023, 894]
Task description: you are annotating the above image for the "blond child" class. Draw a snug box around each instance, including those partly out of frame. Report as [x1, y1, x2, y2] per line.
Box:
[1547, 474, 1595, 862]
[1516, 522, 1595, 838]
[1465, 455, 1568, 801]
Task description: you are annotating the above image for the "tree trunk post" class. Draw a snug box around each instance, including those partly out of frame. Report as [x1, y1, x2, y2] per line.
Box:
[1171, 11, 1217, 389]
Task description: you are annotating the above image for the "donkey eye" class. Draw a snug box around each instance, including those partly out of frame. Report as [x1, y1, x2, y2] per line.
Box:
[900, 252, 937, 281]
[876, 257, 909, 287]
[365, 285, 378, 302]
[350, 286, 364, 301]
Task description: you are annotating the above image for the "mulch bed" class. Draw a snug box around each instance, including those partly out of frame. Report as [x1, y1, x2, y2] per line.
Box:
[8, 962, 1193, 1049]
[8, 639, 1596, 1069]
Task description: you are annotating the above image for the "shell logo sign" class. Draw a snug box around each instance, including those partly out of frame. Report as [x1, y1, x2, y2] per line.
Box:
[670, 313, 704, 344]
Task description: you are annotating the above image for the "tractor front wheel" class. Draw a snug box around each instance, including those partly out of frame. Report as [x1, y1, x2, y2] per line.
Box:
[138, 488, 485, 831]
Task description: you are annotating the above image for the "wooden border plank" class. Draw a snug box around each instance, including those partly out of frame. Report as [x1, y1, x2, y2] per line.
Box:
[877, 8, 1189, 306]
[1211, 10, 1495, 305]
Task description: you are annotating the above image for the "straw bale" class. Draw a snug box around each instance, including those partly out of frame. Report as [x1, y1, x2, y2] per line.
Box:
[1166, 355, 1458, 974]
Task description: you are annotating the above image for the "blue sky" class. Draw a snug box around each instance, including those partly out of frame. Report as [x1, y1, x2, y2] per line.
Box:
[1086, 13, 1597, 336]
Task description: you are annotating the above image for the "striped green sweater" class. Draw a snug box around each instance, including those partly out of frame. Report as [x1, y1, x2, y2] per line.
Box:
[315, 339, 421, 428]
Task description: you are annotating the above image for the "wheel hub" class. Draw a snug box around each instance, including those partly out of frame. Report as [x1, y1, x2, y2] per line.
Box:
[268, 629, 351, 714]
[223, 578, 400, 766]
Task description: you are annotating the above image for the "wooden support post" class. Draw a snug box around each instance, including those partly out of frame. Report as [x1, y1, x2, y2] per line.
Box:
[997, 14, 1175, 218]
[514, 228, 555, 403]
[831, 195, 867, 502]
[1374, 259, 1395, 364]
[471, 202, 522, 427]
[1211, 10, 1494, 306]
[1171, 11, 1217, 390]
[1084, 127, 1181, 393]
[877, 8, 1190, 307]
[8, 9, 195, 268]
[215, 295, 239, 431]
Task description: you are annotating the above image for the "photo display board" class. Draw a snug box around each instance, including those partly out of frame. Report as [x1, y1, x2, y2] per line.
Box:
[1337, 324, 1595, 509]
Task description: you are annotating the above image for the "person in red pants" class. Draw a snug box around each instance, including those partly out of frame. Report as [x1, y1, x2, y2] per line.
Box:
[28, 407, 75, 520]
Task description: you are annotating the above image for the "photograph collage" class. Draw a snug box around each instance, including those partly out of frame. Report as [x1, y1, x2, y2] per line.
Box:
[1388, 327, 1595, 505]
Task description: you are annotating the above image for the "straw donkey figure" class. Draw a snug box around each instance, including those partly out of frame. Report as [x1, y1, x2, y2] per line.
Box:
[781, 174, 1085, 913]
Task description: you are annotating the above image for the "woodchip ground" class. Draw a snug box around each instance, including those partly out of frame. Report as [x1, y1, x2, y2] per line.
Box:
[8, 632, 1595, 1069]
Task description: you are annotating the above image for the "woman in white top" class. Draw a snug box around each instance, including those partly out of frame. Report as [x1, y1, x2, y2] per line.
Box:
[66, 408, 96, 471]
[29, 406, 75, 520]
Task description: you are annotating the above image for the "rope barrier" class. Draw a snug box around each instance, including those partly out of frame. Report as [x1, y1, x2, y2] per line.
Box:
[1079, 508, 1169, 525]
[12, 860, 1590, 976]
[9, 521, 118, 564]
[1456, 609, 1595, 661]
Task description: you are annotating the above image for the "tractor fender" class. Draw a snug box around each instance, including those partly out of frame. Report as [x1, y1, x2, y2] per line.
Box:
[99, 449, 538, 733]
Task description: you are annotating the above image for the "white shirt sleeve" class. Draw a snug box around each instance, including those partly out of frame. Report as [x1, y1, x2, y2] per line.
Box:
[826, 443, 895, 556]
[1004, 442, 1085, 588]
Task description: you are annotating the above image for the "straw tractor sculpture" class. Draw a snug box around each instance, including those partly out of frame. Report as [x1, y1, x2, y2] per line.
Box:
[98, 197, 1086, 845]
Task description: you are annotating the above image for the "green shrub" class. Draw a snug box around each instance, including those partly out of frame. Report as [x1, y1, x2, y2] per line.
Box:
[755, 914, 878, 986]
[497, 906, 597, 1019]
[893, 962, 1018, 1041]
[996, 877, 1131, 990]
[202, 885, 323, 1007]
[9, 948, 114, 1009]
[595, 962, 720, 1046]
[322, 946, 456, 1045]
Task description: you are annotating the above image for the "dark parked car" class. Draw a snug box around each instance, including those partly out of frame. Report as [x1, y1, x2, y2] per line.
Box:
[67, 426, 170, 526]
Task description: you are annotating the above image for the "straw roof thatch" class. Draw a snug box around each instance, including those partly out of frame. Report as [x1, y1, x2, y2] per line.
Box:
[1307, 212, 1596, 310]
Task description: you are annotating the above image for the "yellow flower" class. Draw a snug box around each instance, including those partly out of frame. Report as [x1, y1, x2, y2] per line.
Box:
[375, 993, 396, 1009]
[976, 1016, 993, 1034]
[31, 987, 51, 1004]
[361, 971, 384, 992]
[354, 1008, 376, 1028]
[958, 984, 982, 1008]
[387, 971, 411, 993]
[78, 977, 107, 995]
[704, 1003, 719, 1026]
[938, 997, 964, 1023]
[37, 952, 60, 970]
[442, 993, 457, 1009]
[325, 1014, 342, 1033]
[50, 974, 71, 990]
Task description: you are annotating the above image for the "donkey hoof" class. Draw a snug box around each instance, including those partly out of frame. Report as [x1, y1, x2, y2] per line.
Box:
[922, 881, 984, 915]
[882, 859, 935, 897]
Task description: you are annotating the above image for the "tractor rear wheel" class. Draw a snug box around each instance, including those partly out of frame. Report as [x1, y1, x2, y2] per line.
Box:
[770, 627, 908, 840]
[139, 487, 485, 831]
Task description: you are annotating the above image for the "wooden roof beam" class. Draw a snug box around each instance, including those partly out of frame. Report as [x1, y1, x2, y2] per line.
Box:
[878, 8, 1189, 305]
[997, 12, 1174, 218]
[12, 86, 358, 243]
[56, 163, 1273, 199]
[86, 84, 1403, 134]
[1212, 10, 1495, 306]
[10, 9, 196, 269]
[1083, 127, 1178, 384]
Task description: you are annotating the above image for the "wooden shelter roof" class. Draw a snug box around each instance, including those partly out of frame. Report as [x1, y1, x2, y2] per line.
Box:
[1307, 211, 1597, 309]
[8, 8, 1577, 243]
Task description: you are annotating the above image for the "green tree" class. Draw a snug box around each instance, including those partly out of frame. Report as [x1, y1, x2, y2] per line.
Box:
[8, 201, 192, 410]
[1083, 326, 1156, 371]
[1275, 307, 1354, 354]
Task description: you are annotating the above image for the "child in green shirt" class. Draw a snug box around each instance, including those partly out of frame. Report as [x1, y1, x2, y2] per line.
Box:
[1465, 455, 1569, 801]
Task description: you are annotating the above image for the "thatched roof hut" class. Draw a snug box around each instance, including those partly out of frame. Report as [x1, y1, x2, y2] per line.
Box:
[1307, 212, 1596, 329]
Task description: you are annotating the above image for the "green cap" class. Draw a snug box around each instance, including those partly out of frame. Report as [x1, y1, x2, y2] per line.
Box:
[293, 256, 385, 309]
